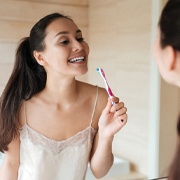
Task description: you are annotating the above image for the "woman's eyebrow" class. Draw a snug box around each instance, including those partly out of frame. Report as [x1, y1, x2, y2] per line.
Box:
[55, 31, 69, 38]
[55, 29, 82, 38]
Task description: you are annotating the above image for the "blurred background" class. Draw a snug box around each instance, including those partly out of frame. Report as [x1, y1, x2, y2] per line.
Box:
[0, 0, 179, 179]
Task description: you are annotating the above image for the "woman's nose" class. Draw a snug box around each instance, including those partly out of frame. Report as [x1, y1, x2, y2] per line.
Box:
[72, 40, 83, 52]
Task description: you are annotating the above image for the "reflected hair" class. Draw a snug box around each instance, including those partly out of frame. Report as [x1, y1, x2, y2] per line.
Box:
[159, 0, 180, 51]
[168, 117, 180, 180]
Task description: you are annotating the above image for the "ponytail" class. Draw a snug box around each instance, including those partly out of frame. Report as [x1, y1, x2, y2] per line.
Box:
[0, 37, 46, 152]
[0, 12, 71, 152]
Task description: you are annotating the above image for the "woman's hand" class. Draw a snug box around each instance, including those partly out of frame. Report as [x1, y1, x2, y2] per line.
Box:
[98, 96, 127, 139]
[90, 95, 127, 178]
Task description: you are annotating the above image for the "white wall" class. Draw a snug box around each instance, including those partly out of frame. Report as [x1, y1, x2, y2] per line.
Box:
[88, 0, 151, 175]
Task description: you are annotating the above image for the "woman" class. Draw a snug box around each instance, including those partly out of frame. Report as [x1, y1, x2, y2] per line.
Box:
[0, 13, 127, 179]
[153, 0, 180, 179]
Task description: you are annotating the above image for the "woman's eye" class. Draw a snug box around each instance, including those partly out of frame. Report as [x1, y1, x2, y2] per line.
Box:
[77, 37, 84, 42]
[60, 40, 69, 45]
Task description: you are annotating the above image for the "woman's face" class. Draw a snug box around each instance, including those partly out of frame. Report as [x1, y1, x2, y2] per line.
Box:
[38, 18, 89, 78]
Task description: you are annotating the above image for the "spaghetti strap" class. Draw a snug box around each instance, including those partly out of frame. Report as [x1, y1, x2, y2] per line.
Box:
[90, 86, 98, 127]
[24, 101, 27, 125]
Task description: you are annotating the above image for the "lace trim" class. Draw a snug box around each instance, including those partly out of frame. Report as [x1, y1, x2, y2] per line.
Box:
[20, 124, 97, 154]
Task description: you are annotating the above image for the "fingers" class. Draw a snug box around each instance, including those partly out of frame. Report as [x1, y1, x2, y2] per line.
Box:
[117, 113, 128, 125]
[103, 97, 128, 124]
[114, 106, 127, 117]
[102, 98, 113, 114]
[114, 104, 128, 126]
[110, 101, 125, 113]
[110, 96, 128, 125]
[111, 96, 119, 104]
[99, 96, 128, 136]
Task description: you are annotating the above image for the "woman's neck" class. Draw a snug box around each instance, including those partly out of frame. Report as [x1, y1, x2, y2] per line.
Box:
[40, 76, 80, 106]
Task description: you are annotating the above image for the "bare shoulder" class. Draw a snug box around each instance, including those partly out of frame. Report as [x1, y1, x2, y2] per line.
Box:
[93, 86, 108, 129]
[78, 81, 108, 103]
[96, 86, 108, 116]
[78, 81, 108, 128]
[97, 86, 108, 106]
[77, 81, 98, 97]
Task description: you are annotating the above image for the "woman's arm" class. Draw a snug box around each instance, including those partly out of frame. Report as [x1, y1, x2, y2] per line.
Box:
[90, 92, 127, 178]
[0, 134, 20, 180]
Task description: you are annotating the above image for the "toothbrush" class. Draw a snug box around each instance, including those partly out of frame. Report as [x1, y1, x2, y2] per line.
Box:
[96, 68, 114, 98]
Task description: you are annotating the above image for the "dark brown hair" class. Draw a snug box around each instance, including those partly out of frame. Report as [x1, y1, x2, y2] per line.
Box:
[159, 0, 180, 51]
[0, 13, 72, 152]
[159, 1, 180, 179]
[168, 117, 180, 180]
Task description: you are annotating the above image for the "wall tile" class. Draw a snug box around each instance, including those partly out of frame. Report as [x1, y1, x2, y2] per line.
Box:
[11, 0, 88, 6]
[88, 0, 151, 175]
[0, 1, 88, 26]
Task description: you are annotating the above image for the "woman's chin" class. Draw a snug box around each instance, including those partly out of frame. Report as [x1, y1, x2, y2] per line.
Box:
[78, 66, 88, 75]
[79, 69, 88, 76]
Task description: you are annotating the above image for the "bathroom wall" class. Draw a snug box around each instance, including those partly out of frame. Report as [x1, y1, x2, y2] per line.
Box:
[88, 0, 151, 175]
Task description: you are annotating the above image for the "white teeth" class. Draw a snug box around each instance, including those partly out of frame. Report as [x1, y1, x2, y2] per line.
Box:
[69, 56, 85, 63]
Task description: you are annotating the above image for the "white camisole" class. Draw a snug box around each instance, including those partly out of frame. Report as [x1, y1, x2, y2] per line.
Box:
[18, 87, 98, 180]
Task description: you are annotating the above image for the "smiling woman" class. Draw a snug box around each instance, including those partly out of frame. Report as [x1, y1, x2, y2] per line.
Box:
[0, 13, 127, 180]
[33, 17, 89, 77]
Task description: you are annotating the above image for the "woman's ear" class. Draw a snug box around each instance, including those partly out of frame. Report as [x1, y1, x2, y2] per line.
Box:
[164, 46, 176, 71]
[33, 51, 45, 66]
